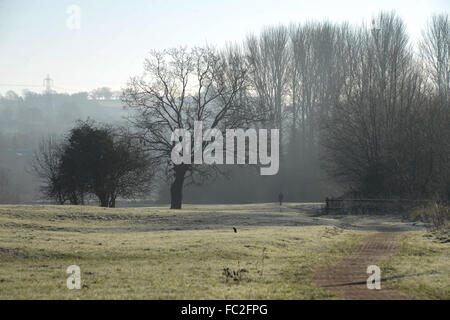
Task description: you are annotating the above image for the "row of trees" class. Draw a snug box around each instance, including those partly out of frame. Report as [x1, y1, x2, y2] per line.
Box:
[121, 12, 449, 208]
[33, 121, 154, 207]
[34, 11, 449, 208]
[321, 13, 449, 200]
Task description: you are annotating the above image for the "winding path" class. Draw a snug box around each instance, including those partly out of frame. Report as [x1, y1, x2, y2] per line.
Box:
[314, 232, 413, 299]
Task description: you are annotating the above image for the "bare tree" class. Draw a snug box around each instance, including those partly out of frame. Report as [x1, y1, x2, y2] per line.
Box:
[321, 12, 429, 197]
[122, 47, 251, 209]
[419, 14, 450, 201]
[420, 13, 449, 103]
[289, 24, 347, 161]
[32, 137, 66, 204]
[245, 26, 290, 156]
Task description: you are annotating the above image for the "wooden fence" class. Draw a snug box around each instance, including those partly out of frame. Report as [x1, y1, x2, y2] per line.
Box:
[324, 198, 431, 215]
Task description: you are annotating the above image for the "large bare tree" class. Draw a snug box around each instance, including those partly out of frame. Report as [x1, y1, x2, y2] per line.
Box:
[122, 47, 252, 209]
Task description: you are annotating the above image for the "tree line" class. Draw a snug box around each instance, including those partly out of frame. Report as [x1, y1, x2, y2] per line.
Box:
[34, 11, 449, 208]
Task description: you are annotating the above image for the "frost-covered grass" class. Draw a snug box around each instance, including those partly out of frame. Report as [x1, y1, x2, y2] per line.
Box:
[0, 203, 365, 299]
[381, 230, 450, 299]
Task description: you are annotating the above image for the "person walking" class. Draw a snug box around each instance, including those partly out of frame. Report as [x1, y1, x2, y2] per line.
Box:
[278, 192, 284, 206]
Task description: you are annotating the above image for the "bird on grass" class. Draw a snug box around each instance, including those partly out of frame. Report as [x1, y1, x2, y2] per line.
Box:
[233, 227, 237, 233]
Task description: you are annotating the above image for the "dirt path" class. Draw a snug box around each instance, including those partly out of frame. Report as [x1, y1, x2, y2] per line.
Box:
[314, 232, 413, 299]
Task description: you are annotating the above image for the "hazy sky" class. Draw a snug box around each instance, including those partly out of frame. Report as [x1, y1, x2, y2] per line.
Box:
[0, 0, 448, 95]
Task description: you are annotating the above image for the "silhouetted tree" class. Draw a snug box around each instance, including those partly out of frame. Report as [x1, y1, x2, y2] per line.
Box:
[33, 121, 154, 207]
[123, 47, 251, 209]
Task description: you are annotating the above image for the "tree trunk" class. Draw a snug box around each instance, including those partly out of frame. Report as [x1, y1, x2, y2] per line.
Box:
[99, 193, 109, 207]
[170, 165, 188, 209]
[109, 195, 116, 208]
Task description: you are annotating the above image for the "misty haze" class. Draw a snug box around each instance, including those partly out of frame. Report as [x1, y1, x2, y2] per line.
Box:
[0, 0, 448, 304]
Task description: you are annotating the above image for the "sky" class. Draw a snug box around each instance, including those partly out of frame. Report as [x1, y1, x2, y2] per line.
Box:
[0, 0, 448, 95]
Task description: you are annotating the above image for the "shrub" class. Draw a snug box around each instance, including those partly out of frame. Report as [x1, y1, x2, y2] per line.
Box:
[409, 201, 450, 230]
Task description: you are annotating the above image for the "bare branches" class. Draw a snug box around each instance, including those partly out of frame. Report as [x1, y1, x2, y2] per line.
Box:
[321, 12, 449, 200]
[122, 46, 251, 207]
[420, 13, 450, 102]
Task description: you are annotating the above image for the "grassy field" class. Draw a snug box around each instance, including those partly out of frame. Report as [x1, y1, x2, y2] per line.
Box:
[0, 203, 448, 299]
[381, 230, 450, 299]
